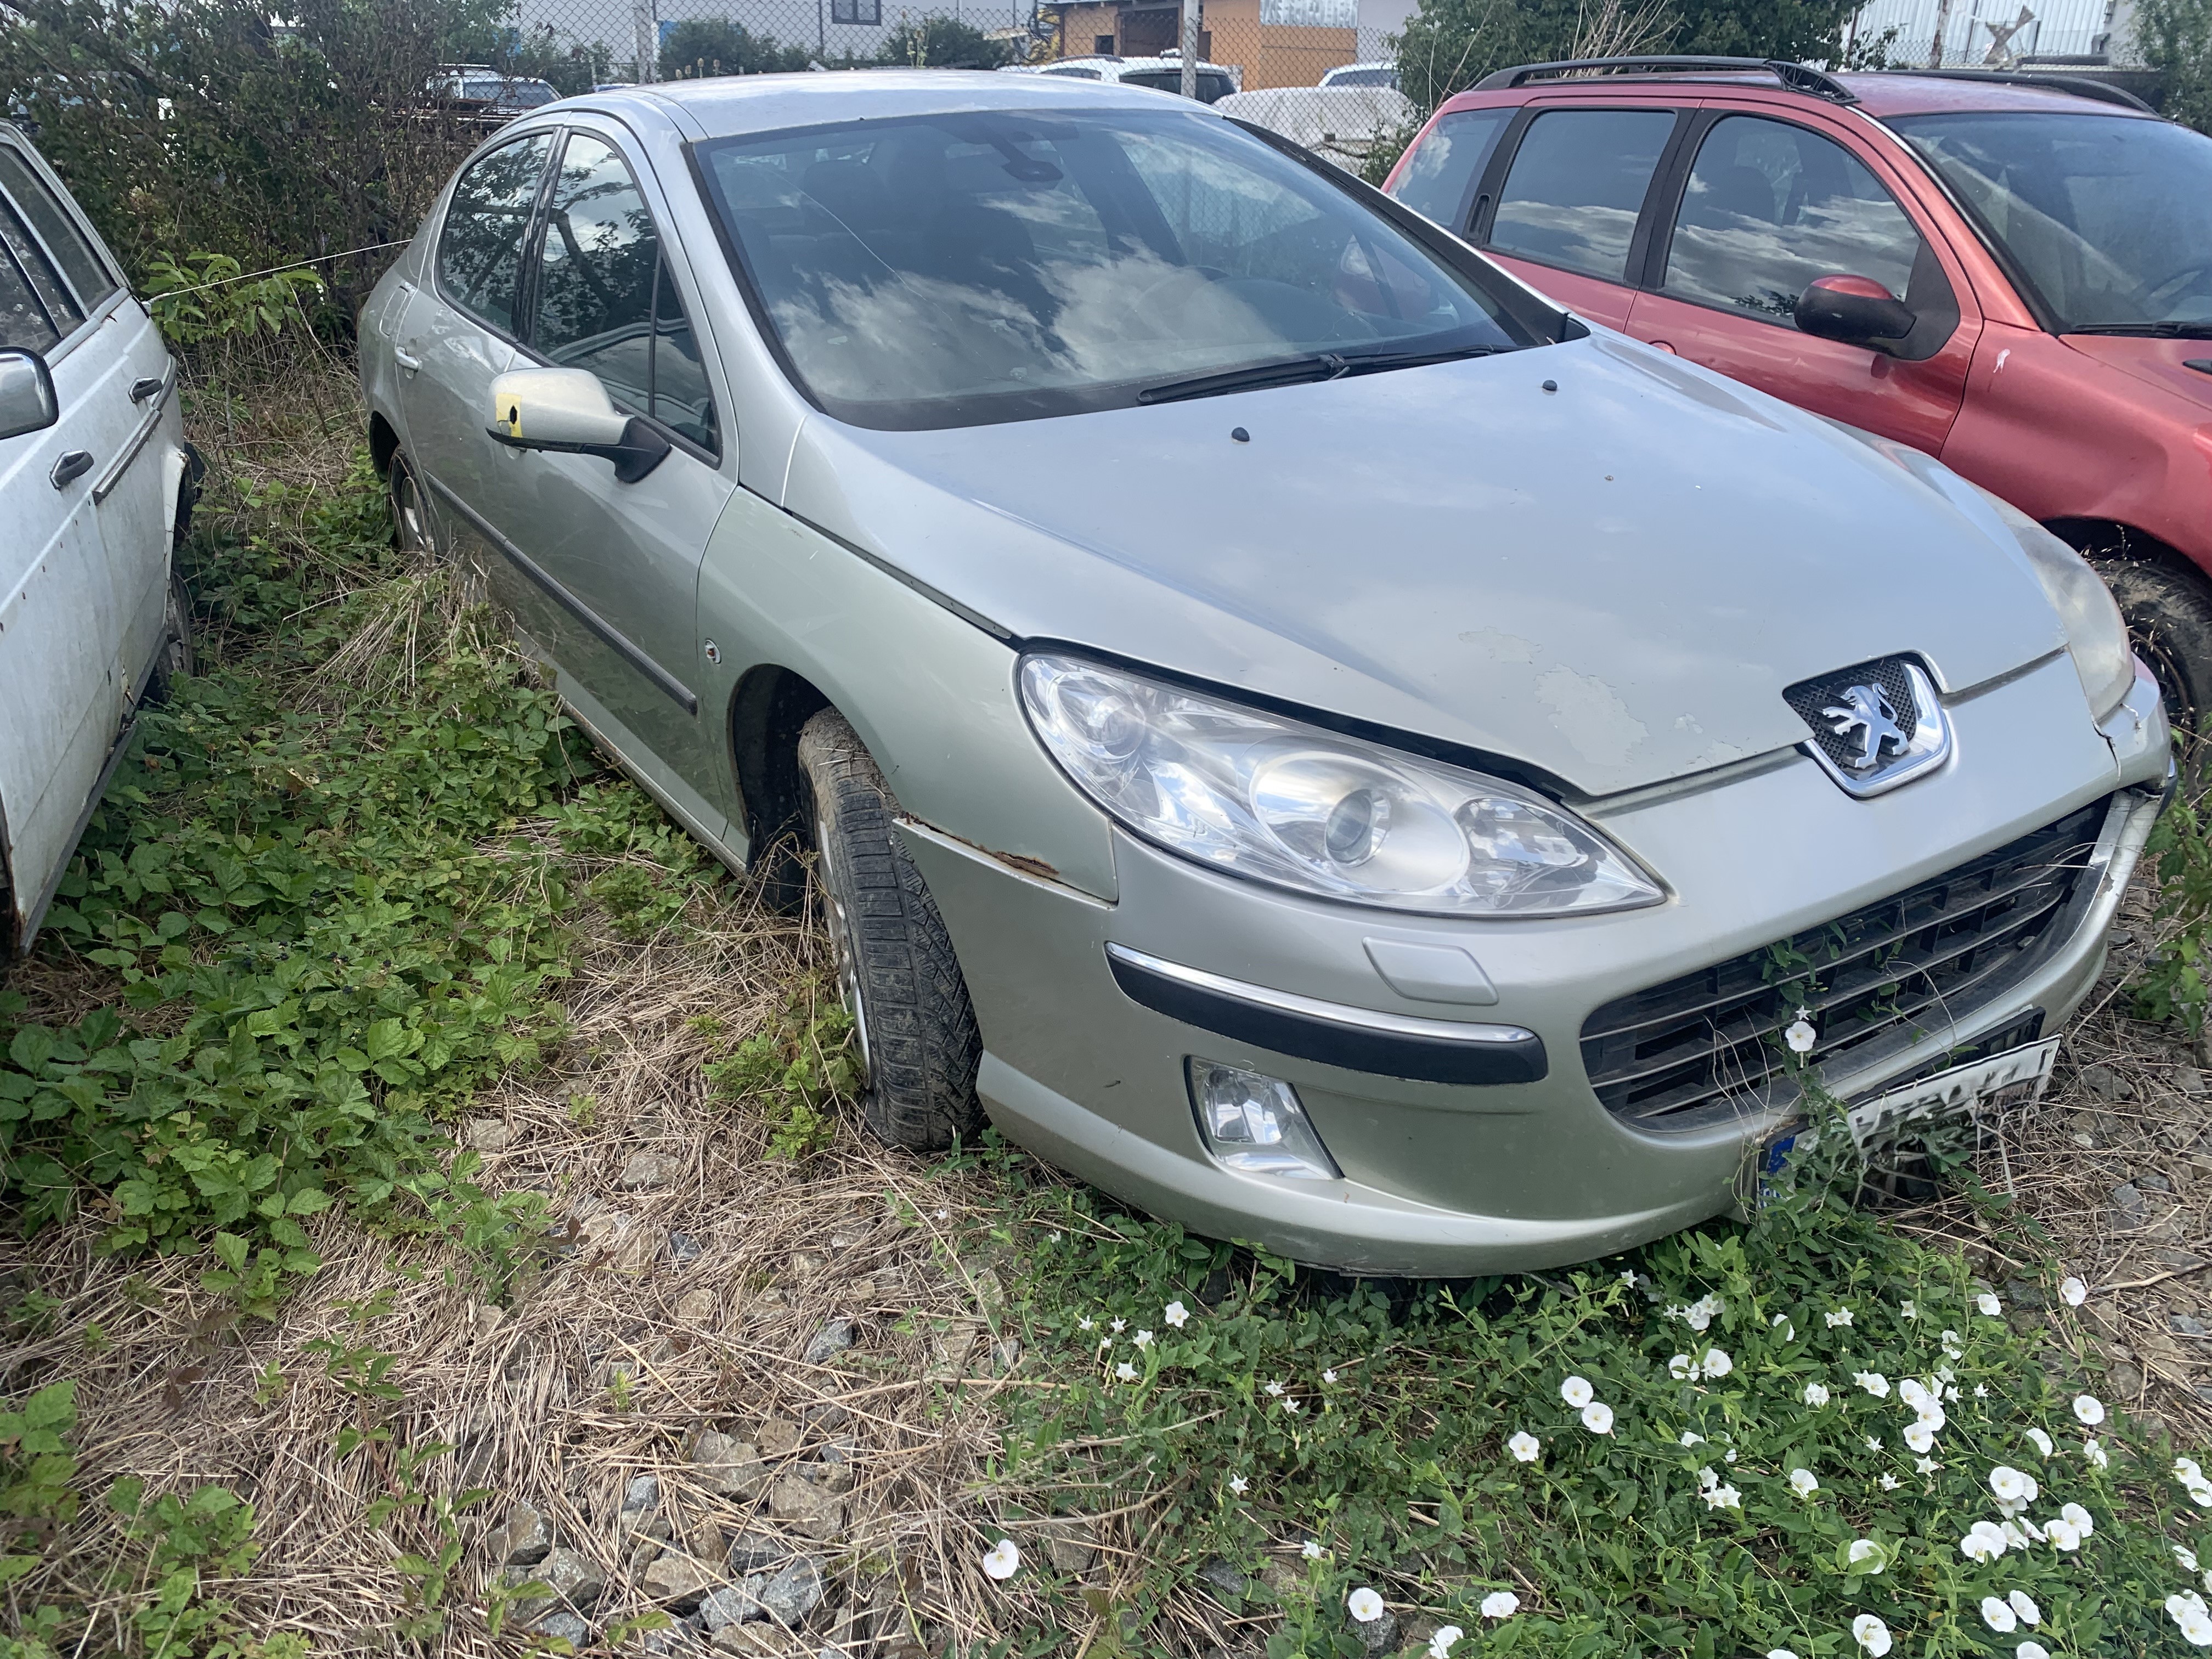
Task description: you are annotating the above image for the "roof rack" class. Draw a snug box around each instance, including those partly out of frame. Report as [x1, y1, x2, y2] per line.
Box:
[1474, 55, 1858, 103]
[1875, 67, 2154, 111]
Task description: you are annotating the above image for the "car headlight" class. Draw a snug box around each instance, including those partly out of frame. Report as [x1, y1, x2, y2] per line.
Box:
[1018, 653, 1663, 917]
[1976, 487, 2134, 721]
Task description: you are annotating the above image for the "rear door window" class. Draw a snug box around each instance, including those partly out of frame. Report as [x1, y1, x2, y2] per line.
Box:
[0, 146, 116, 316]
[0, 200, 61, 352]
[0, 191, 80, 341]
[1662, 115, 1924, 324]
[436, 131, 555, 336]
[1487, 108, 1677, 282]
[1387, 106, 1511, 232]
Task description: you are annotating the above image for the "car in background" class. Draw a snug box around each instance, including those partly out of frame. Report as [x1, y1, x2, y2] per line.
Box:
[1385, 55, 2212, 715]
[424, 65, 562, 125]
[1004, 54, 1242, 101]
[1322, 61, 1398, 88]
[1218, 77, 1413, 168]
[0, 124, 194, 964]
[359, 71, 2165, 1273]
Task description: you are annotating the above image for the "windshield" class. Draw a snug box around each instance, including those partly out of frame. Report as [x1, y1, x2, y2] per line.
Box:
[693, 107, 1548, 429]
[1889, 110, 2212, 332]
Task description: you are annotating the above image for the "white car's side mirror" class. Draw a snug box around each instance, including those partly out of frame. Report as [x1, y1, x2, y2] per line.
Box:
[486, 365, 670, 483]
[0, 348, 58, 442]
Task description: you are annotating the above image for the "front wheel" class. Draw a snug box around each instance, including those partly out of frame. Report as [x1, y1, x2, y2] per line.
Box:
[2098, 560, 2212, 732]
[795, 708, 984, 1152]
[389, 449, 432, 555]
[146, 572, 194, 702]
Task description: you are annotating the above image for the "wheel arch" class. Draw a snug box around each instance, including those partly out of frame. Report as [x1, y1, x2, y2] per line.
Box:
[727, 662, 832, 867]
[367, 411, 402, 479]
[2046, 517, 2209, 587]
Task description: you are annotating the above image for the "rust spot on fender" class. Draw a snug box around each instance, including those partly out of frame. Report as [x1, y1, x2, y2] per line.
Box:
[897, 815, 1060, 882]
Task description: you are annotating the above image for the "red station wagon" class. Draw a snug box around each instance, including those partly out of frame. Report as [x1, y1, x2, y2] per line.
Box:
[1384, 56, 2212, 713]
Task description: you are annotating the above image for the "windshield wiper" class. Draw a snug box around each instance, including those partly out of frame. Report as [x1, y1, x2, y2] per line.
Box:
[2066, 320, 2212, 338]
[1135, 343, 1504, 405]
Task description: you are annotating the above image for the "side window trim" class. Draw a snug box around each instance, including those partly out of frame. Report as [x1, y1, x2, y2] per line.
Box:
[0, 142, 121, 315]
[1472, 103, 1694, 286]
[517, 123, 724, 467]
[431, 126, 560, 343]
[1635, 107, 1725, 290]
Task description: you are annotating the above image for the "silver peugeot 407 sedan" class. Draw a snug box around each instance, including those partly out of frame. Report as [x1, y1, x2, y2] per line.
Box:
[358, 71, 2170, 1275]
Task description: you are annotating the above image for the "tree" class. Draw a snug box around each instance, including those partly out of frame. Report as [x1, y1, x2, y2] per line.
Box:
[658, 17, 811, 78]
[875, 14, 1015, 68]
[2135, 0, 2212, 134]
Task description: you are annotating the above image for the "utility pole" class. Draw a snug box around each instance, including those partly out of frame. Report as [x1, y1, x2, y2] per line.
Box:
[635, 0, 657, 80]
[1929, 0, 1951, 65]
[1180, 0, 1198, 97]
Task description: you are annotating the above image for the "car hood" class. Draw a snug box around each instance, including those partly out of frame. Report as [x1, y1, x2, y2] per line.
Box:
[2062, 334, 2212, 413]
[781, 332, 2069, 798]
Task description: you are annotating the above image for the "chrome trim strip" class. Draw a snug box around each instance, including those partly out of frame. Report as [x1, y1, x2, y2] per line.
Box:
[422, 471, 701, 716]
[91, 359, 174, 504]
[1103, 942, 1537, 1045]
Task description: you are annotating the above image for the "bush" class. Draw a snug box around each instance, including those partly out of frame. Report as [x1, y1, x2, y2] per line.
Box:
[2135, 0, 2212, 134]
[659, 16, 812, 78]
[877, 15, 1017, 69]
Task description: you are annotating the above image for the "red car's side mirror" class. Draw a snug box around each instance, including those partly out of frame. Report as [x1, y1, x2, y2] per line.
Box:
[1796, 274, 1918, 356]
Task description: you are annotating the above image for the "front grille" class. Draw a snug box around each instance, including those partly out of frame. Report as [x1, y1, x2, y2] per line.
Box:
[1582, 798, 2109, 1129]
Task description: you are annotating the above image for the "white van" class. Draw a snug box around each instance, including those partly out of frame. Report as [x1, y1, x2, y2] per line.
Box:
[0, 124, 194, 963]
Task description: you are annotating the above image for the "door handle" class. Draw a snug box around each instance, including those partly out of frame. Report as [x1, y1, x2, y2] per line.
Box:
[393, 347, 423, 373]
[129, 375, 166, 402]
[50, 450, 95, 489]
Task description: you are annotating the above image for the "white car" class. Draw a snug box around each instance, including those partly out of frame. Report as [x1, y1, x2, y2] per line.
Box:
[1215, 79, 1415, 166]
[1006, 54, 1243, 101]
[1320, 60, 1397, 88]
[0, 124, 193, 963]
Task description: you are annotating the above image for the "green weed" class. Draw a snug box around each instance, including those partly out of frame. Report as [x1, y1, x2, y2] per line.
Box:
[704, 983, 860, 1159]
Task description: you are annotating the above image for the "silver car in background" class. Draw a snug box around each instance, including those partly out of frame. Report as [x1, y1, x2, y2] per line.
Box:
[358, 72, 2168, 1274]
[1, 123, 194, 964]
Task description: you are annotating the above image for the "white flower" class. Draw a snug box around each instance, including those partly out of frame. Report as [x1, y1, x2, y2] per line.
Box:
[1917, 1400, 1946, 1432]
[1621, 1270, 1638, 1284]
[1508, 1431, 1541, 1463]
[2008, 1590, 2040, 1627]
[1581, 1401, 1615, 1435]
[1936, 1364, 1956, 1384]
[1077, 1316, 1095, 1331]
[1679, 1430, 1705, 1446]
[982, 1538, 1022, 1580]
[2060, 1276, 2089, 1307]
[2074, 1393, 2106, 1426]
[1133, 1329, 1154, 1349]
[1786, 1019, 1816, 1054]
[2169, 1590, 2212, 1646]
[1670, 1353, 1697, 1381]
[1879, 1473, 1901, 1489]
[1788, 1468, 1819, 1497]
[1900, 1300, 1917, 1319]
[1852, 1612, 1892, 1656]
[1981, 1597, 2019, 1634]
[1847, 1538, 1886, 1572]
[1903, 1420, 1936, 1454]
[1977, 1292, 2003, 1317]
[1826, 1308, 1854, 1329]
[1700, 1347, 1733, 1379]
[2043, 1516, 2083, 1551]
[1960, 1521, 2009, 1562]
[1773, 1313, 1796, 1340]
[1803, 1382, 1831, 1407]
[1427, 1626, 1463, 1659]
[1110, 1318, 1126, 1333]
[1697, 1465, 1720, 1490]
[1915, 1457, 1939, 1475]
[2181, 1545, 2203, 1572]
[1854, 1372, 1890, 1398]
[1229, 1475, 1249, 1495]
[1346, 1588, 1385, 1624]
[1301, 1540, 1325, 1560]
[1560, 1375, 1594, 1408]
[1265, 1380, 1285, 1397]
[1725, 1447, 1737, 1462]
[1479, 1590, 1520, 1620]
[2018, 1645, 2053, 1659]
[1115, 1362, 1138, 1381]
[1700, 1483, 1742, 1510]
[1768, 1651, 1801, 1659]
[1990, 1465, 2033, 1504]
[1323, 1369, 1338, 1384]
[1864, 1436, 1883, 1452]
[2060, 1500, 2094, 1537]
[1284, 1398, 1304, 1414]
[2084, 1438, 2108, 1468]
[1898, 1378, 1930, 1409]
[1947, 1386, 1961, 1402]
[1975, 1384, 1989, 1398]
[1164, 1301, 1188, 1328]
[2025, 1427, 2054, 1458]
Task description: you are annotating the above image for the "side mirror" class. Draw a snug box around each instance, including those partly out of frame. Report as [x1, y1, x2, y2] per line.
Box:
[486, 365, 670, 484]
[0, 347, 58, 441]
[1795, 275, 1917, 355]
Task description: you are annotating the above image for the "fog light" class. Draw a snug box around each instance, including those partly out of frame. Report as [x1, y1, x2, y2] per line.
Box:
[1188, 1059, 1340, 1180]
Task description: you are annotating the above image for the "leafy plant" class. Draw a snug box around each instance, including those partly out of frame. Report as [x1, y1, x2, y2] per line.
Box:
[143, 252, 326, 346]
[704, 983, 860, 1159]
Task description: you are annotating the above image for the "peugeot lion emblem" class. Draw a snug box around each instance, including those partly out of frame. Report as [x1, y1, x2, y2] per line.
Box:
[1783, 658, 1952, 799]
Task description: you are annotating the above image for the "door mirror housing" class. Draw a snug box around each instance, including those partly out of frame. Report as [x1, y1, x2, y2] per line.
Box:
[1795, 275, 1917, 355]
[486, 365, 670, 483]
[0, 348, 58, 441]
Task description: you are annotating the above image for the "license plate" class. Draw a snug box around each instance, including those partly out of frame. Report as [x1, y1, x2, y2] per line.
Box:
[1843, 1036, 2061, 1148]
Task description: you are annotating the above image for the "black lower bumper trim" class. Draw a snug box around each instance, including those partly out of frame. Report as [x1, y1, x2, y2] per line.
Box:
[1107, 949, 1548, 1086]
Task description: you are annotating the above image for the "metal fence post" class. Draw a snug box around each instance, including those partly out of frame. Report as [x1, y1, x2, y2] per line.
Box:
[634, 0, 657, 82]
[1180, 0, 1199, 97]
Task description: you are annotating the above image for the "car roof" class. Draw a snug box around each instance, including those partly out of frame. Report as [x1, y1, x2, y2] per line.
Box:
[570, 67, 1198, 138]
[1440, 64, 2160, 122]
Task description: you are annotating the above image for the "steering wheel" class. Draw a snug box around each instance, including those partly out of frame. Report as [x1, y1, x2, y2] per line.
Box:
[2140, 262, 2212, 316]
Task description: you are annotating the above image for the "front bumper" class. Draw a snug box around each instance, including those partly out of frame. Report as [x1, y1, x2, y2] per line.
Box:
[901, 652, 2169, 1274]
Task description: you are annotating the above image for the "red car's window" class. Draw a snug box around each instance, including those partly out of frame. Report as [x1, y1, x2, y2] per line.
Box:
[1488, 109, 1675, 283]
[1387, 107, 1511, 232]
[1662, 116, 1924, 326]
